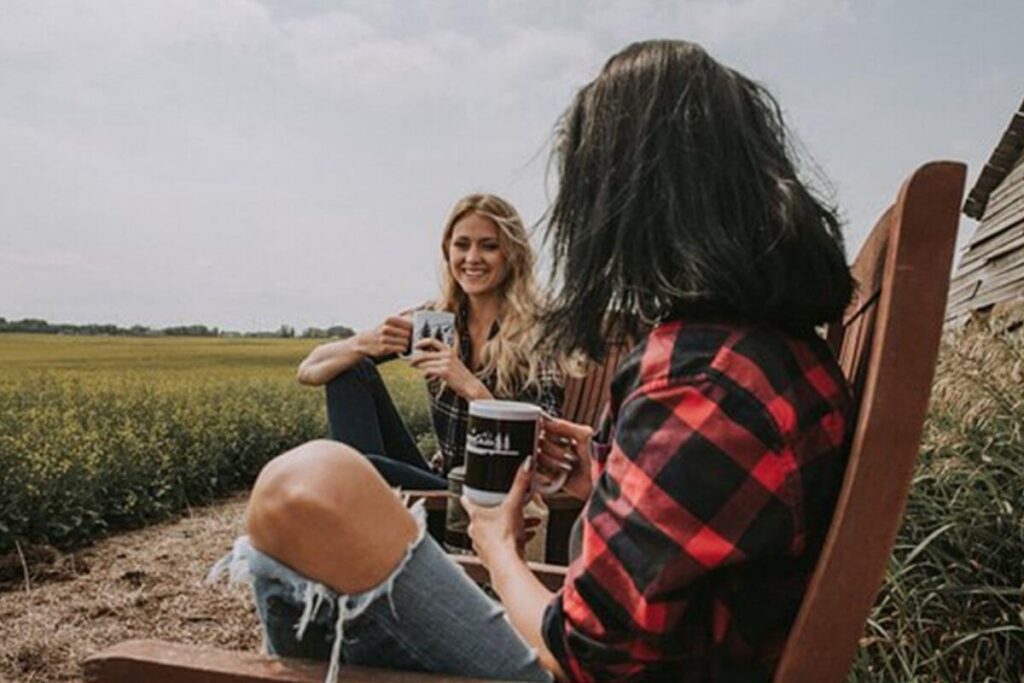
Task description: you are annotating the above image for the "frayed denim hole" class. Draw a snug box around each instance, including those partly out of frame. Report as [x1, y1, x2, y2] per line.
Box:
[209, 498, 429, 683]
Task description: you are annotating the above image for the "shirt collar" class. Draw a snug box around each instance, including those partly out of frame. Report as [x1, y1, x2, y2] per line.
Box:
[456, 302, 501, 364]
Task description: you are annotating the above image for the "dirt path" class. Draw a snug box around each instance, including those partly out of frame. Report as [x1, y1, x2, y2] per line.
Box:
[0, 496, 260, 683]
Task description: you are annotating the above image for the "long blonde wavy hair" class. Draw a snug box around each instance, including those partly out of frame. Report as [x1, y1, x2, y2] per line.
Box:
[436, 193, 547, 397]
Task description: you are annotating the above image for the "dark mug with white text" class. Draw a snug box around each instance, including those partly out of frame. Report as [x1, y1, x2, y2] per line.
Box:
[463, 400, 567, 506]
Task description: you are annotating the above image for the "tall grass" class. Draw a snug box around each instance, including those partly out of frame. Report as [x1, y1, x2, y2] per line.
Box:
[851, 320, 1024, 682]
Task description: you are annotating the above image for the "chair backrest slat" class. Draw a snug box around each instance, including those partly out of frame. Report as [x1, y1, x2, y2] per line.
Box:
[562, 341, 630, 429]
[561, 375, 586, 426]
[774, 162, 966, 682]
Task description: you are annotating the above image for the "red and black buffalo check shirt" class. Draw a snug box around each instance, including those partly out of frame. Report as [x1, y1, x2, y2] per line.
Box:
[542, 320, 852, 682]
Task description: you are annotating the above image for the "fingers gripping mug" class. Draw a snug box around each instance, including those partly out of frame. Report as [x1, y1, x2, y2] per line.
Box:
[463, 400, 568, 506]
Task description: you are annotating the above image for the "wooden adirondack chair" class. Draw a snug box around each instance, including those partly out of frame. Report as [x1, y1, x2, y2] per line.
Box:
[773, 161, 966, 681]
[84, 161, 965, 683]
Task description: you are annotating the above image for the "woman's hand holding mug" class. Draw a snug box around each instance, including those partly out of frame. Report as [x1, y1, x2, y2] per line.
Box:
[409, 338, 491, 401]
[358, 315, 412, 359]
[537, 416, 594, 501]
[462, 457, 543, 566]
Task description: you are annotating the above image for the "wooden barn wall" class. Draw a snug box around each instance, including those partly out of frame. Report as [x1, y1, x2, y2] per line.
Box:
[947, 154, 1024, 323]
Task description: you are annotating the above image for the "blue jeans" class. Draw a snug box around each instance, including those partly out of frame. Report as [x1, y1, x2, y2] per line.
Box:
[326, 358, 446, 490]
[209, 503, 552, 683]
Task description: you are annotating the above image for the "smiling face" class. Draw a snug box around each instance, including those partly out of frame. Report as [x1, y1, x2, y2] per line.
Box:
[446, 212, 508, 298]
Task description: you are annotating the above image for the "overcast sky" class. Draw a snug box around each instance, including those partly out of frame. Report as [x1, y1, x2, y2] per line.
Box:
[2, 0, 1022, 332]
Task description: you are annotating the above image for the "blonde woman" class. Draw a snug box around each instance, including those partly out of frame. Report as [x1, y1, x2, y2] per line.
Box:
[295, 193, 562, 490]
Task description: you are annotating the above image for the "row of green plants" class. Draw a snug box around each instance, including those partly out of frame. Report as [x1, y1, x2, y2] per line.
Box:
[850, 319, 1024, 681]
[0, 375, 324, 553]
[0, 335, 432, 556]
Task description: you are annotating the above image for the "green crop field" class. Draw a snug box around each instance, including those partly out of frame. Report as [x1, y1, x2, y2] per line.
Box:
[0, 333, 432, 554]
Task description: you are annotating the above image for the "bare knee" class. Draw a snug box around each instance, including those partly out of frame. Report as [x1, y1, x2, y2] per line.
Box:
[247, 440, 369, 548]
[245, 440, 418, 591]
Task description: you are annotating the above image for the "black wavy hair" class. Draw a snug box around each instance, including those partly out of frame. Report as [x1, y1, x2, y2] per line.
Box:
[541, 40, 854, 361]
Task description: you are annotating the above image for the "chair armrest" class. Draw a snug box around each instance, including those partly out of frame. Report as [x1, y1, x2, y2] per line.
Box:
[401, 490, 573, 584]
[84, 639, 503, 683]
[401, 490, 450, 512]
[453, 555, 567, 592]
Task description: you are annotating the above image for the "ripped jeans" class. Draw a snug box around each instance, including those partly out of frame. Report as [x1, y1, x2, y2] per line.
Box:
[209, 503, 552, 683]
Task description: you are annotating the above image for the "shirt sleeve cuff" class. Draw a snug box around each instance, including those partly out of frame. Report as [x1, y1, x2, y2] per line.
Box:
[542, 593, 574, 680]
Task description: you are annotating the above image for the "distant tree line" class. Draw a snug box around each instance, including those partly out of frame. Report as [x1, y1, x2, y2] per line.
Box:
[0, 317, 355, 340]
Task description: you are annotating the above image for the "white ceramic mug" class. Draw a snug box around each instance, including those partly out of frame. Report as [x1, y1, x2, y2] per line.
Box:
[404, 310, 455, 357]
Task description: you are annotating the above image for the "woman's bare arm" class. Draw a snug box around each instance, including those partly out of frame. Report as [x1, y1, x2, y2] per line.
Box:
[296, 316, 412, 386]
[487, 553, 566, 679]
[463, 460, 568, 680]
[296, 335, 369, 386]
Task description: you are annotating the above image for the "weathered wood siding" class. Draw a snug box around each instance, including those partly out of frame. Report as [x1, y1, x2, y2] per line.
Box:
[947, 99, 1024, 324]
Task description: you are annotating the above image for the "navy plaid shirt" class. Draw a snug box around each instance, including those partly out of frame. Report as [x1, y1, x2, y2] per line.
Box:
[427, 308, 562, 472]
[542, 320, 852, 682]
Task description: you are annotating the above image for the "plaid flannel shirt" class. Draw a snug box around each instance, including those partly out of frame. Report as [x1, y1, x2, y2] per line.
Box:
[542, 320, 852, 682]
[427, 308, 563, 472]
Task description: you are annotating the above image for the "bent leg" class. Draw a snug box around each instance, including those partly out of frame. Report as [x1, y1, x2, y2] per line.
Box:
[340, 534, 551, 680]
[325, 359, 429, 471]
[364, 453, 447, 490]
[214, 439, 550, 680]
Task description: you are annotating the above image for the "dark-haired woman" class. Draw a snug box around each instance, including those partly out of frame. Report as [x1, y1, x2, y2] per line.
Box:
[213, 40, 854, 683]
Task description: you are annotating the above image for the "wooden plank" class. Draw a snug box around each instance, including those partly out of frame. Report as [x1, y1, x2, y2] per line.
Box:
[954, 226, 1024, 274]
[845, 208, 892, 321]
[403, 491, 450, 511]
[982, 157, 1024, 198]
[587, 353, 611, 425]
[562, 341, 626, 429]
[946, 279, 983, 313]
[942, 244, 1024, 305]
[589, 345, 623, 428]
[964, 100, 1024, 219]
[948, 270, 982, 300]
[560, 374, 585, 424]
[580, 358, 607, 427]
[83, 640, 498, 683]
[960, 274, 1024, 312]
[401, 491, 449, 543]
[844, 300, 877, 401]
[982, 169, 1024, 218]
[951, 241, 1024, 292]
[961, 192, 1023, 248]
[965, 167, 1005, 218]
[989, 147, 1021, 172]
[982, 196, 1024, 232]
[970, 261, 1024, 296]
[453, 555, 567, 592]
[980, 182, 1024, 222]
[971, 198, 1024, 245]
[825, 317, 845, 357]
